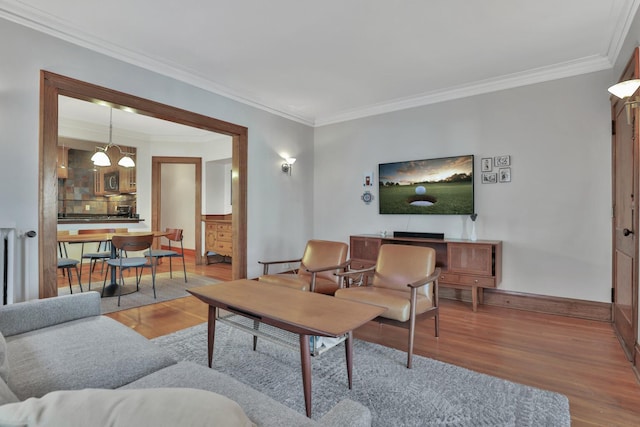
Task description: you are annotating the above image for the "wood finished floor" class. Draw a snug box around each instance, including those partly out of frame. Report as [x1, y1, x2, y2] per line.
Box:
[60, 256, 640, 426]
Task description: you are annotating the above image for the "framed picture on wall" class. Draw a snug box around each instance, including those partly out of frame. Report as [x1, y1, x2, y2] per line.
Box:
[481, 158, 492, 172]
[494, 155, 511, 167]
[499, 168, 511, 183]
[482, 172, 497, 184]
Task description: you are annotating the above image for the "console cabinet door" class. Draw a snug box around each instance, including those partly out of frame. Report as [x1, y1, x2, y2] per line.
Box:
[350, 236, 381, 269]
[447, 243, 493, 276]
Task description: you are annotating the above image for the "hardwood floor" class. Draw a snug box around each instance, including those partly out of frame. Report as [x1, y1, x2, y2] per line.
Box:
[61, 257, 640, 426]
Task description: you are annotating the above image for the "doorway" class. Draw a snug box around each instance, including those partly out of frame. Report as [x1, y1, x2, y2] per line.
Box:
[611, 48, 639, 362]
[40, 71, 248, 298]
[151, 157, 206, 266]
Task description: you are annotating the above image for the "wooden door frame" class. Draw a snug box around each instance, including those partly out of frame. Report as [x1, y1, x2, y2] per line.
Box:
[151, 157, 203, 265]
[611, 48, 640, 365]
[39, 71, 248, 298]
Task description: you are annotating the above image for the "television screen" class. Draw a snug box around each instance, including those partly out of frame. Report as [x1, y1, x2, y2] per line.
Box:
[378, 154, 474, 215]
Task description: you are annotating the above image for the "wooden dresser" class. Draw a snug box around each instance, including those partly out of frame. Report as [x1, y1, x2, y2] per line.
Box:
[202, 214, 232, 263]
[350, 234, 502, 311]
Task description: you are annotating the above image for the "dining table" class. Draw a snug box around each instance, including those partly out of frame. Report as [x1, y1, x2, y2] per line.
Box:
[57, 230, 169, 297]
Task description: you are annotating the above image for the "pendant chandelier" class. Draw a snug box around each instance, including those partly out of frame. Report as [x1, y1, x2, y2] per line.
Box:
[91, 108, 136, 168]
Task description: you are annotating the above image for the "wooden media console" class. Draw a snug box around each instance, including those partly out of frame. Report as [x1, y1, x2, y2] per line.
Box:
[350, 234, 502, 311]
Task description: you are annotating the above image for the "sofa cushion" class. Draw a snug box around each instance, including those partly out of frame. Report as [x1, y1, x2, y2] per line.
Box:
[120, 361, 320, 427]
[5, 316, 176, 400]
[0, 292, 101, 338]
[0, 377, 18, 406]
[0, 333, 19, 405]
[0, 332, 8, 383]
[0, 388, 255, 427]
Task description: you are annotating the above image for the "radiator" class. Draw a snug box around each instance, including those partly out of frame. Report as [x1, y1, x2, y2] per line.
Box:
[0, 227, 16, 305]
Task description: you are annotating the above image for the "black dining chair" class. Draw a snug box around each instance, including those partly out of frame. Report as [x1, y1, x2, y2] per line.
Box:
[144, 228, 187, 282]
[103, 234, 156, 306]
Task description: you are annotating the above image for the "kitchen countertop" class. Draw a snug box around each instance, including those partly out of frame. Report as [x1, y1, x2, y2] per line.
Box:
[57, 215, 145, 225]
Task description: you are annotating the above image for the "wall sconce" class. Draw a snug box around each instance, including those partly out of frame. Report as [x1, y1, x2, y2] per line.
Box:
[281, 157, 296, 175]
[91, 108, 136, 168]
[608, 79, 640, 124]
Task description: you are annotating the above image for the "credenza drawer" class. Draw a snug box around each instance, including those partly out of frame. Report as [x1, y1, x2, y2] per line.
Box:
[438, 273, 460, 283]
[457, 275, 495, 288]
[217, 231, 232, 241]
[213, 241, 232, 254]
[216, 223, 232, 232]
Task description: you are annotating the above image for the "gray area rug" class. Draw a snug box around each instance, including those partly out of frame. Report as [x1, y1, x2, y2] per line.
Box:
[153, 322, 570, 426]
[59, 272, 221, 314]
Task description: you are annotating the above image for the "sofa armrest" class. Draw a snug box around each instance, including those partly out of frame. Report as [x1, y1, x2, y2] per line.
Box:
[0, 292, 101, 337]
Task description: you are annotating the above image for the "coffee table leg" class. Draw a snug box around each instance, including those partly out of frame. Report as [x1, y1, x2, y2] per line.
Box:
[208, 306, 217, 368]
[299, 334, 312, 417]
[345, 331, 353, 389]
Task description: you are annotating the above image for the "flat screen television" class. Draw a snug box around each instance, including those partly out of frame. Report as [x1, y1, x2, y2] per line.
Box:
[378, 154, 474, 215]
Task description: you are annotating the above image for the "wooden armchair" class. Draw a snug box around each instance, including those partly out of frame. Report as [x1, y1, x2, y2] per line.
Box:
[258, 239, 350, 295]
[334, 244, 440, 368]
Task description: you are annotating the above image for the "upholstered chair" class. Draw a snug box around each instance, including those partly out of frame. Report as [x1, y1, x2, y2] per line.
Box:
[334, 244, 440, 368]
[258, 240, 349, 295]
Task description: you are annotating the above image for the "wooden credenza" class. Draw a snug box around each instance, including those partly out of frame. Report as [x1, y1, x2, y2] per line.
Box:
[202, 214, 232, 264]
[350, 234, 502, 311]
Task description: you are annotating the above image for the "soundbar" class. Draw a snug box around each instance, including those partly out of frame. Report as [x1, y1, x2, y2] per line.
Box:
[393, 231, 444, 240]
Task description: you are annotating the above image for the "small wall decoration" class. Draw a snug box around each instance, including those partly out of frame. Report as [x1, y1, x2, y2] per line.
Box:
[361, 190, 374, 205]
[481, 158, 493, 172]
[482, 172, 497, 184]
[481, 154, 512, 183]
[494, 155, 510, 167]
[363, 172, 374, 187]
[499, 168, 511, 183]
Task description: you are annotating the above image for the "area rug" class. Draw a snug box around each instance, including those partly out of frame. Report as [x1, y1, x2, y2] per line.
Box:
[152, 322, 571, 426]
[59, 272, 221, 314]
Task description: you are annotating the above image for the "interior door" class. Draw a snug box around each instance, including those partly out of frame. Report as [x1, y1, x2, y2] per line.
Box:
[612, 48, 639, 361]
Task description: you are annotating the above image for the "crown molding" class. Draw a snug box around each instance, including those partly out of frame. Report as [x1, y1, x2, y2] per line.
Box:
[0, 0, 634, 129]
[0, 1, 316, 127]
[314, 55, 613, 127]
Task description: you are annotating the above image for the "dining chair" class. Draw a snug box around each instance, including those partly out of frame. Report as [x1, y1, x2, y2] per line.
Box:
[103, 234, 156, 306]
[144, 228, 187, 282]
[334, 244, 440, 368]
[77, 228, 118, 290]
[57, 231, 82, 293]
[258, 239, 349, 295]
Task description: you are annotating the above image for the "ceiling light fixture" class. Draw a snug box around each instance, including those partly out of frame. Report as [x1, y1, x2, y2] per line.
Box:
[91, 108, 136, 168]
[608, 78, 640, 124]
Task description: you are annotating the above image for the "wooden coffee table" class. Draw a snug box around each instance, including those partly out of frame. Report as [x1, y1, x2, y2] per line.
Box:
[188, 279, 385, 417]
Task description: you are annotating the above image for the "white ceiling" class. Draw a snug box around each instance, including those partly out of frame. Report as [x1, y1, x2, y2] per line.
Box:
[2, 0, 638, 126]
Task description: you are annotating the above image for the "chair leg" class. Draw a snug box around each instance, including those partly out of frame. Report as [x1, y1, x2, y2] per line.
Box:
[169, 256, 173, 278]
[181, 254, 187, 283]
[150, 261, 157, 299]
[101, 265, 110, 297]
[66, 267, 73, 294]
[75, 265, 83, 293]
[407, 288, 418, 369]
[117, 268, 125, 307]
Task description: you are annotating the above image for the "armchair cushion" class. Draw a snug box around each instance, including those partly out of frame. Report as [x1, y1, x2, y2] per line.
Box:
[259, 240, 348, 295]
[372, 245, 436, 297]
[334, 287, 434, 322]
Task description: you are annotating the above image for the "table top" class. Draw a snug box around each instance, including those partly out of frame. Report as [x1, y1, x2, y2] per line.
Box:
[188, 279, 385, 337]
[57, 230, 168, 243]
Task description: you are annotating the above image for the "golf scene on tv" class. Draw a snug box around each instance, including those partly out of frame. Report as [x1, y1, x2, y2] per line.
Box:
[378, 154, 474, 215]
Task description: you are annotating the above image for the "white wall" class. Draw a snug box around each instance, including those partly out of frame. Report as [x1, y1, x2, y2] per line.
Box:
[161, 164, 196, 250]
[314, 71, 614, 302]
[0, 18, 314, 300]
[205, 159, 232, 215]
